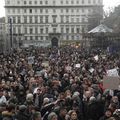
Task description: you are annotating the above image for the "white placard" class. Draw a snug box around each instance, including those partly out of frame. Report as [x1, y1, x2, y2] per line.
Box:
[75, 64, 81, 68]
[107, 68, 119, 77]
[89, 68, 94, 73]
[94, 55, 99, 61]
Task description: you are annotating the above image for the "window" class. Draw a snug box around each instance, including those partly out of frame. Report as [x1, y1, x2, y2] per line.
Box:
[30, 28, 33, 34]
[71, 0, 74, 4]
[66, 16, 69, 23]
[40, 28, 43, 34]
[35, 36, 38, 40]
[66, 28, 69, 33]
[53, 9, 56, 13]
[82, 8, 84, 13]
[66, 35, 69, 40]
[61, 9, 63, 13]
[18, 27, 21, 34]
[72, 35, 74, 40]
[18, 9, 20, 13]
[29, 1, 32, 4]
[17, 0, 20, 4]
[13, 17, 16, 23]
[35, 27, 38, 33]
[77, 18, 79, 22]
[24, 16, 27, 23]
[61, 16, 64, 23]
[35, 16, 38, 23]
[41, 36, 43, 40]
[76, 28, 80, 33]
[61, 1, 63, 4]
[61, 27, 64, 33]
[82, 18, 85, 22]
[29, 16, 33, 23]
[93, 0, 96, 4]
[82, 0, 84, 4]
[53, 1, 56, 5]
[7, 0, 10, 4]
[66, 9, 69, 13]
[24, 27, 27, 34]
[18, 16, 21, 23]
[24, 1, 27, 4]
[98, 0, 101, 3]
[71, 18, 74, 22]
[13, 27, 16, 34]
[35, 1, 37, 4]
[71, 28, 74, 33]
[30, 9, 32, 13]
[40, 9, 43, 13]
[40, 1, 42, 4]
[35, 9, 37, 13]
[46, 36, 48, 40]
[71, 9, 74, 13]
[45, 1, 48, 4]
[30, 36, 33, 40]
[53, 28, 56, 33]
[25, 36, 27, 40]
[13, 9, 15, 13]
[46, 9, 48, 13]
[45, 16, 48, 23]
[88, 0, 91, 4]
[77, 9, 79, 12]
[77, 0, 79, 4]
[24, 9, 27, 13]
[40, 16, 43, 23]
[53, 16, 56, 23]
[66, 1, 69, 4]
[8, 9, 10, 13]
[46, 27, 48, 33]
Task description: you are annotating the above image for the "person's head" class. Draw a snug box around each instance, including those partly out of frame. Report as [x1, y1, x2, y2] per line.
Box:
[48, 112, 58, 120]
[33, 112, 41, 120]
[105, 109, 113, 118]
[59, 107, 67, 117]
[112, 96, 119, 103]
[69, 110, 78, 120]
[7, 103, 15, 113]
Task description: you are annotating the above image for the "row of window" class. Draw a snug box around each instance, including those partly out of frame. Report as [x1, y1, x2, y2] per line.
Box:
[7, 0, 101, 5]
[13, 27, 84, 34]
[7, 8, 91, 14]
[9, 16, 87, 24]
[24, 35, 81, 41]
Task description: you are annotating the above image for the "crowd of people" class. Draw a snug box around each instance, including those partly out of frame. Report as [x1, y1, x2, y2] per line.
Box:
[0, 46, 120, 120]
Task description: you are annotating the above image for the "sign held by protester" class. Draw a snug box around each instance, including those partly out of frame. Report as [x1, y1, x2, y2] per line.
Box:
[94, 55, 99, 61]
[28, 56, 35, 64]
[107, 68, 119, 77]
[75, 64, 81, 68]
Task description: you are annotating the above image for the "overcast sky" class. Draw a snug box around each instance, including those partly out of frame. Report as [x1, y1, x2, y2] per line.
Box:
[0, 0, 120, 17]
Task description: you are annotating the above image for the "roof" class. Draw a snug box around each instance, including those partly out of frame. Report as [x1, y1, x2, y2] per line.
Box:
[88, 24, 113, 33]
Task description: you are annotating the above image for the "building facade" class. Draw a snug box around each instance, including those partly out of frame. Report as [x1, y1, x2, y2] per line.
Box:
[5, 0, 103, 47]
[0, 17, 6, 53]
